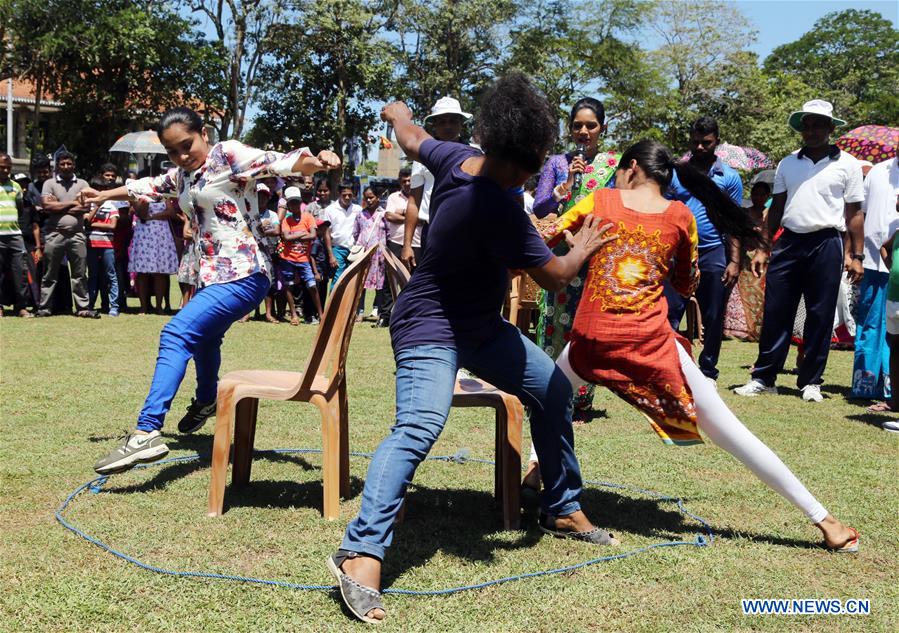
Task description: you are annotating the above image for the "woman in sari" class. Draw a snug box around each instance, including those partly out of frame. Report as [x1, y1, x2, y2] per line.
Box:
[531, 98, 620, 422]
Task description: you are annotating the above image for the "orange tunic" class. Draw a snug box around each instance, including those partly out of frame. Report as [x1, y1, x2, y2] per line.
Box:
[544, 188, 702, 445]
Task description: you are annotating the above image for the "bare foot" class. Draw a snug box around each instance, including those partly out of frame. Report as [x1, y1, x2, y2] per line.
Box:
[340, 555, 386, 621]
[522, 460, 540, 491]
[553, 510, 621, 545]
[816, 514, 858, 550]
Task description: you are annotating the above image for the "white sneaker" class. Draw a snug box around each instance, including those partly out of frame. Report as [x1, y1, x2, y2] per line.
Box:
[881, 420, 899, 433]
[800, 384, 824, 402]
[734, 379, 778, 397]
[369, 308, 379, 319]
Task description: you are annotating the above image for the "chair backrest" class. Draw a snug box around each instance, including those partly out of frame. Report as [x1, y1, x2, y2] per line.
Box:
[381, 246, 411, 295]
[298, 245, 377, 395]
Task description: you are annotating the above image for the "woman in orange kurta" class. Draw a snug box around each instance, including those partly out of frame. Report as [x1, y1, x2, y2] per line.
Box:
[538, 140, 859, 552]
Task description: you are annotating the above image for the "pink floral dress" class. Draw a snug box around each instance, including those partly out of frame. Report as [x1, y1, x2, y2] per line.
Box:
[125, 140, 312, 288]
[352, 207, 388, 290]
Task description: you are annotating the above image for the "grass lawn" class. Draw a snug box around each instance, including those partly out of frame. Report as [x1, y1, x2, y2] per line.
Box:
[1, 308, 897, 632]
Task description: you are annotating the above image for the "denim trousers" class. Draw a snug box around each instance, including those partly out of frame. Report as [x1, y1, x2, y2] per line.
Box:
[87, 246, 119, 312]
[341, 321, 582, 561]
[136, 272, 270, 432]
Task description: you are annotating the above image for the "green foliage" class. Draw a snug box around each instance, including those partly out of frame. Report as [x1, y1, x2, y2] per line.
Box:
[247, 0, 397, 178]
[765, 9, 899, 126]
[9, 0, 227, 172]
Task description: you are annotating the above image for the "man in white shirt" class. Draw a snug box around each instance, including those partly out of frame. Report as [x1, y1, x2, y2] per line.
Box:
[325, 182, 361, 287]
[736, 100, 864, 402]
[851, 156, 899, 405]
[402, 96, 471, 268]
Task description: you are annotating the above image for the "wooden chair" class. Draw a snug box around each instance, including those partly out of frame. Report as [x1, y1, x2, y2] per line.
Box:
[207, 245, 377, 520]
[683, 296, 704, 344]
[507, 272, 541, 337]
[382, 248, 523, 530]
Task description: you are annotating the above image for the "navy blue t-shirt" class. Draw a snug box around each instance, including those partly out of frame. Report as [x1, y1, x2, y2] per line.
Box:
[390, 140, 553, 351]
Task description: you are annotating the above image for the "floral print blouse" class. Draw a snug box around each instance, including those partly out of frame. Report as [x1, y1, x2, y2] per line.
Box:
[126, 140, 311, 287]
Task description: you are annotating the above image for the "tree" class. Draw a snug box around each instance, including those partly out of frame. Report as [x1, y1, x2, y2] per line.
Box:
[764, 9, 899, 126]
[501, 0, 649, 144]
[8, 0, 227, 171]
[187, 0, 289, 140]
[392, 0, 516, 118]
[247, 0, 398, 180]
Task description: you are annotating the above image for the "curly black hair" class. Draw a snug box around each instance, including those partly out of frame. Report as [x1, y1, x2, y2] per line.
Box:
[473, 72, 558, 173]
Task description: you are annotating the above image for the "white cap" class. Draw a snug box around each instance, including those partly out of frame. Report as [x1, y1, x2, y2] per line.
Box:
[424, 96, 472, 122]
[256, 182, 270, 194]
[284, 186, 302, 201]
[788, 99, 846, 133]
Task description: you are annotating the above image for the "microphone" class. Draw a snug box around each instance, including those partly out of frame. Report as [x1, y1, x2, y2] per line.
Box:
[572, 143, 586, 193]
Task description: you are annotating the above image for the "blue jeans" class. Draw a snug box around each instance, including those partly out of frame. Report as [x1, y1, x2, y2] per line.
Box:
[87, 246, 119, 313]
[851, 269, 891, 399]
[664, 244, 727, 379]
[329, 245, 350, 289]
[136, 273, 270, 432]
[341, 322, 582, 561]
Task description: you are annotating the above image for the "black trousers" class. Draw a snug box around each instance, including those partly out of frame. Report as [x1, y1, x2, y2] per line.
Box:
[751, 228, 843, 388]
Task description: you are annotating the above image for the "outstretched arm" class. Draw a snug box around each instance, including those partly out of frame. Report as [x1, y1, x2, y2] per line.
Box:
[381, 102, 432, 163]
[527, 214, 616, 292]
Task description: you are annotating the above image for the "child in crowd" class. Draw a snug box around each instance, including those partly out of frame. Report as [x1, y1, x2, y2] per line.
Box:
[353, 186, 388, 321]
[278, 186, 323, 325]
[257, 182, 281, 322]
[85, 178, 126, 316]
[311, 218, 331, 314]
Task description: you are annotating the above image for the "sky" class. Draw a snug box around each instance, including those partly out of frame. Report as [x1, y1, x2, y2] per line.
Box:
[226, 0, 898, 140]
[735, 0, 898, 57]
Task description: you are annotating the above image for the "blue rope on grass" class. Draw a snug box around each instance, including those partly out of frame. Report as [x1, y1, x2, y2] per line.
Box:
[56, 448, 713, 596]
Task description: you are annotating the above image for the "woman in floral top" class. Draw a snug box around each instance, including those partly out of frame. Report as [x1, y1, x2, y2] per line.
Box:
[84, 107, 340, 475]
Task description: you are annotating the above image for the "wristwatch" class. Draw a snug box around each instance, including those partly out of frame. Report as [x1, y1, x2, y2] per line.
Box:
[851, 253, 865, 261]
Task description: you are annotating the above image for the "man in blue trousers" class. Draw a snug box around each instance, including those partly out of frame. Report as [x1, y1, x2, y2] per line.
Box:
[664, 116, 743, 386]
[735, 100, 864, 403]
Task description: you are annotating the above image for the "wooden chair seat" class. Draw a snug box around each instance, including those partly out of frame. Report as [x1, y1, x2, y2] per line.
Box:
[383, 247, 523, 529]
[207, 246, 378, 521]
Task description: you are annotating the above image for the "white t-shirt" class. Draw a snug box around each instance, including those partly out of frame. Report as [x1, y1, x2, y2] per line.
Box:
[861, 158, 899, 272]
[774, 147, 864, 234]
[324, 201, 361, 248]
[409, 161, 434, 223]
[384, 190, 421, 247]
[259, 208, 280, 250]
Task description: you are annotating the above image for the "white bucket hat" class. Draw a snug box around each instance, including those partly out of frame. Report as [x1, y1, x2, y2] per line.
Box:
[424, 96, 472, 122]
[788, 99, 846, 133]
[283, 186, 302, 201]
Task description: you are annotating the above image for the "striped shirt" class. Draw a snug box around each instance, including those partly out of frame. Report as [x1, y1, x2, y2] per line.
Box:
[0, 179, 23, 236]
[88, 201, 127, 249]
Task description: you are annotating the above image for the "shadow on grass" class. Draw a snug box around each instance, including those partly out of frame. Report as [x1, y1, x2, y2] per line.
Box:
[845, 413, 893, 429]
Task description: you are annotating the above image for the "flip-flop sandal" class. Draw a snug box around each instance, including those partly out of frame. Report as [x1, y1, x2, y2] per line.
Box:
[326, 551, 386, 624]
[538, 513, 618, 545]
[290, 317, 300, 326]
[824, 527, 859, 554]
[866, 402, 893, 413]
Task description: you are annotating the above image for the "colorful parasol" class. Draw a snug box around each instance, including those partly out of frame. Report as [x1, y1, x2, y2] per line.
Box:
[836, 125, 898, 163]
[681, 143, 773, 171]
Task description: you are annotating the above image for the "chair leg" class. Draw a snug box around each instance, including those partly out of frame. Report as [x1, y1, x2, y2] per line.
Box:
[208, 384, 236, 517]
[337, 374, 350, 499]
[498, 395, 523, 530]
[232, 397, 259, 488]
[312, 393, 341, 520]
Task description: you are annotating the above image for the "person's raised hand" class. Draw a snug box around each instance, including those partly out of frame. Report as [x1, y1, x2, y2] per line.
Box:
[565, 214, 616, 257]
[566, 156, 587, 189]
[381, 101, 413, 125]
[79, 187, 104, 206]
[317, 150, 341, 171]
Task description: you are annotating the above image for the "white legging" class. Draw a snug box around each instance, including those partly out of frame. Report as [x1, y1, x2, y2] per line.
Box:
[528, 341, 829, 524]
